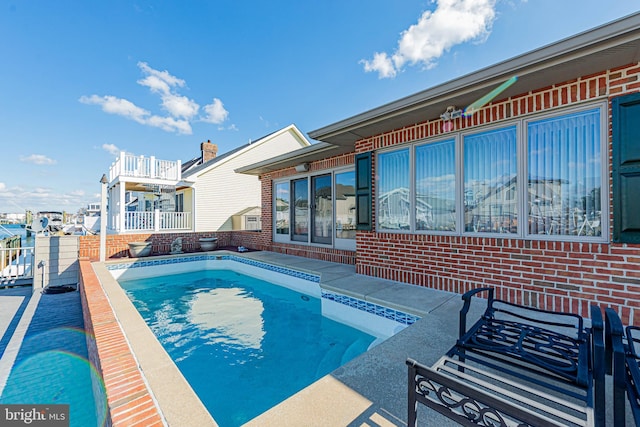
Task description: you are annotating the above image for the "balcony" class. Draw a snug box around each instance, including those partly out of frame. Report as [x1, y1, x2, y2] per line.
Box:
[109, 152, 182, 183]
[122, 210, 192, 232]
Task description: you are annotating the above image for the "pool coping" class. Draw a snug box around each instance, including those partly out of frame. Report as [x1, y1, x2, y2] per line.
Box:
[83, 250, 462, 426]
[83, 258, 216, 427]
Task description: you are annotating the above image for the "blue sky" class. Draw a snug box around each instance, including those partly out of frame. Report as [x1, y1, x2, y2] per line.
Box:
[1, 0, 638, 214]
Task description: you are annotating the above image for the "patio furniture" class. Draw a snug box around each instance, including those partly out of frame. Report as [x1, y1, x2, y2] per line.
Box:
[604, 308, 640, 427]
[407, 287, 605, 426]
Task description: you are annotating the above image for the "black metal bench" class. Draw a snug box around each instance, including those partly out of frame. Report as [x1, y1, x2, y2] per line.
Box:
[407, 287, 605, 426]
[604, 307, 640, 426]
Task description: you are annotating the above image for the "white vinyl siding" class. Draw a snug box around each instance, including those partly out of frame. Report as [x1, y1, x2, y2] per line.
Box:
[190, 129, 308, 232]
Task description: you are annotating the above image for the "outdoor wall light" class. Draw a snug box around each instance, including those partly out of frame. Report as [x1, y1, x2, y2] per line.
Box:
[295, 163, 310, 172]
[440, 105, 463, 121]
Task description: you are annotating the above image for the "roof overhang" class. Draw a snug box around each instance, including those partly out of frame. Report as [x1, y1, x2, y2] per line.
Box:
[235, 142, 353, 175]
[309, 12, 640, 146]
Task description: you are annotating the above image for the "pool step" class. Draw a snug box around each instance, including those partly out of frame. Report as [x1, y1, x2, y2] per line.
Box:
[341, 338, 370, 365]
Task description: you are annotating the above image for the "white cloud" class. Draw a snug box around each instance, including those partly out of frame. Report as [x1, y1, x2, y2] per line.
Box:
[79, 95, 149, 124]
[361, 0, 497, 78]
[0, 182, 5, 191]
[146, 116, 192, 134]
[201, 98, 229, 124]
[20, 154, 57, 165]
[0, 183, 95, 213]
[79, 94, 193, 134]
[137, 61, 185, 94]
[162, 94, 199, 119]
[102, 143, 120, 156]
[80, 62, 228, 135]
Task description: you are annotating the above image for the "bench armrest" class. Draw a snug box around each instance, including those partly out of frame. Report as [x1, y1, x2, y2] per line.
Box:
[407, 356, 568, 427]
[459, 287, 493, 338]
[590, 304, 605, 427]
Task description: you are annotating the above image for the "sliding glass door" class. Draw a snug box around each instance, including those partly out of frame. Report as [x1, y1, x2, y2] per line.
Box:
[312, 174, 332, 244]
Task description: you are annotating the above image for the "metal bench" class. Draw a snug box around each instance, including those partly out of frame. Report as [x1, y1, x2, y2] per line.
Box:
[407, 287, 605, 426]
[604, 307, 640, 426]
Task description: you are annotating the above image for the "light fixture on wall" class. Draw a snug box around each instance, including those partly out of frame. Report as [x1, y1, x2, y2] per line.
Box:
[295, 163, 309, 172]
[440, 106, 463, 121]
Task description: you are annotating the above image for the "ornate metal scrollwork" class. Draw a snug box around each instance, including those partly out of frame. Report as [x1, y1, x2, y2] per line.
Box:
[463, 318, 582, 380]
[414, 374, 532, 427]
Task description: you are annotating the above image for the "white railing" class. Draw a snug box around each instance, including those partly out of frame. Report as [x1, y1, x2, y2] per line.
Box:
[160, 211, 191, 230]
[1, 246, 34, 285]
[123, 211, 192, 232]
[125, 211, 155, 231]
[109, 152, 182, 182]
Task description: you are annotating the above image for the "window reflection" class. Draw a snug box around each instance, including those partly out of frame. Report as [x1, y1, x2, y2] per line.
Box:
[275, 182, 289, 235]
[463, 126, 518, 234]
[335, 171, 356, 239]
[378, 149, 410, 230]
[415, 140, 456, 231]
[527, 109, 601, 237]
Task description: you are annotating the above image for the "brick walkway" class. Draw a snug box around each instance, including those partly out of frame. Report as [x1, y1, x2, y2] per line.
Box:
[0, 288, 105, 427]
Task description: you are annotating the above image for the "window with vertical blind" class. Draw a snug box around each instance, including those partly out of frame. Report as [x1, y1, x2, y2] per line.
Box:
[374, 103, 607, 241]
[378, 148, 410, 230]
[464, 126, 518, 234]
[527, 108, 602, 238]
[415, 139, 456, 231]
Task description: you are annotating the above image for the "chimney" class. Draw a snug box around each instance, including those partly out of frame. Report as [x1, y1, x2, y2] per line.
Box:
[201, 140, 218, 163]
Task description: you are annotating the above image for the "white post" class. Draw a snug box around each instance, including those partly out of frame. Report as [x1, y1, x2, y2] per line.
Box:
[154, 209, 160, 231]
[119, 184, 126, 232]
[100, 174, 108, 262]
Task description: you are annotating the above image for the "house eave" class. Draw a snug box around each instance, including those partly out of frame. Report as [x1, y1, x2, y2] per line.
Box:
[309, 12, 640, 146]
[235, 142, 353, 175]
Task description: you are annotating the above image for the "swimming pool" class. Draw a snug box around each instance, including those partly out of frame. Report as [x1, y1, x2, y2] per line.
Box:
[120, 269, 374, 426]
[106, 254, 420, 425]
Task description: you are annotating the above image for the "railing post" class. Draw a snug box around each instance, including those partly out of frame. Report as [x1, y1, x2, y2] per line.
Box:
[154, 209, 160, 231]
[176, 159, 182, 180]
[150, 156, 156, 178]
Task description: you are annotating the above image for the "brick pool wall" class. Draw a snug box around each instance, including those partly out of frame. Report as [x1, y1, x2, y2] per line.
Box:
[79, 231, 261, 260]
[79, 259, 164, 427]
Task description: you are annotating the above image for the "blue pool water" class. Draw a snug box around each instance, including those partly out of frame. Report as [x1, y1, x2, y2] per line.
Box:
[120, 269, 376, 427]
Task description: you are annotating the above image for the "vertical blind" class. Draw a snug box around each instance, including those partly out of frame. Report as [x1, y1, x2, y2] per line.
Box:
[527, 108, 601, 236]
[415, 139, 456, 231]
[463, 126, 518, 234]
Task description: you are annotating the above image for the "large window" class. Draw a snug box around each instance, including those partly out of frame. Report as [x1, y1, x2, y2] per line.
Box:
[527, 108, 602, 237]
[378, 148, 410, 230]
[415, 139, 456, 231]
[374, 104, 607, 241]
[464, 126, 518, 234]
[273, 168, 356, 250]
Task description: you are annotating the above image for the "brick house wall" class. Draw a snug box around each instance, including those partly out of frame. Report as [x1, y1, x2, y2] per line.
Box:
[257, 63, 640, 324]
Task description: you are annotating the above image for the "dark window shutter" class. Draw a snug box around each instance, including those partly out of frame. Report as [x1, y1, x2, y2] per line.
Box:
[355, 152, 372, 231]
[612, 92, 640, 243]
